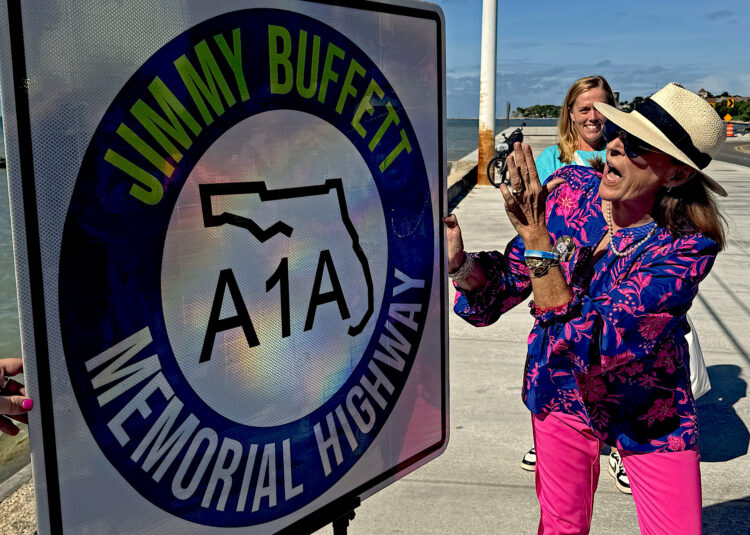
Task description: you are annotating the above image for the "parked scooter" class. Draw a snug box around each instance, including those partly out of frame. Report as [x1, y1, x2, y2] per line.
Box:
[486, 126, 523, 187]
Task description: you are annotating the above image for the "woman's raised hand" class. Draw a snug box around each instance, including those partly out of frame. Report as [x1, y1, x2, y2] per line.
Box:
[499, 143, 564, 250]
[443, 213, 487, 290]
[0, 358, 33, 436]
[443, 213, 466, 272]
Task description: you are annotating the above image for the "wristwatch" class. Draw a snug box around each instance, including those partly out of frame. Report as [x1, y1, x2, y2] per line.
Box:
[524, 236, 575, 278]
[524, 249, 558, 278]
[524, 256, 558, 277]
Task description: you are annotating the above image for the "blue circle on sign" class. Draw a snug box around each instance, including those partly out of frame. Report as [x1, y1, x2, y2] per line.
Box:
[58, 9, 433, 527]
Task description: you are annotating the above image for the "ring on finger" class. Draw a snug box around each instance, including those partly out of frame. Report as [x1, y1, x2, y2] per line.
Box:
[511, 187, 523, 196]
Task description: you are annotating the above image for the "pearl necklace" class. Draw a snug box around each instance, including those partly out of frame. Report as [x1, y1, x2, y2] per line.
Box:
[605, 201, 656, 258]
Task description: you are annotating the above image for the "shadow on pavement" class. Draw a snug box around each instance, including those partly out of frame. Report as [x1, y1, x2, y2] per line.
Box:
[448, 166, 477, 212]
[696, 292, 750, 366]
[702, 495, 750, 534]
[697, 365, 749, 462]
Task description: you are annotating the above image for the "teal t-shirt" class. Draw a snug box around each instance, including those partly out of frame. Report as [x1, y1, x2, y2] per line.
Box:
[535, 145, 606, 184]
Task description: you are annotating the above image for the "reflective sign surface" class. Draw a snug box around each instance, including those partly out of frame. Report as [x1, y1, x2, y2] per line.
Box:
[0, 1, 446, 533]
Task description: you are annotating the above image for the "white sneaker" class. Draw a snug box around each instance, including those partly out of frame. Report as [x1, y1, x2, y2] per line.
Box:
[608, 450, 632, 494]
[520, 447, 536, 471]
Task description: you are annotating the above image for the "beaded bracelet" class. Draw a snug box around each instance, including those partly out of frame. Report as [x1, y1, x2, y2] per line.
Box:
[448, 253, 475, 281]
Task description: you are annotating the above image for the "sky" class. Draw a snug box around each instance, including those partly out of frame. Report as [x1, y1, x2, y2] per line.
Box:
[434, 0, 750, 117]
[0, 1, 748, 120]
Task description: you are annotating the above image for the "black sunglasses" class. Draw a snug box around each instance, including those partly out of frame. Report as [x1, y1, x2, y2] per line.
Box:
[603, 121, 661, 159]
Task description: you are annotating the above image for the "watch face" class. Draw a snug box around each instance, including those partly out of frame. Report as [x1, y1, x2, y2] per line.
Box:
[554, 235, 575, 262]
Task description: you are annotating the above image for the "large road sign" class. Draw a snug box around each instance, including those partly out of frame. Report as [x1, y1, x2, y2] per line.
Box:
[0, 1, 447, 533]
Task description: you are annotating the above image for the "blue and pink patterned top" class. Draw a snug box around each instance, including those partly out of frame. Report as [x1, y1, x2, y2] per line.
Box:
[453, 165, 718, 453]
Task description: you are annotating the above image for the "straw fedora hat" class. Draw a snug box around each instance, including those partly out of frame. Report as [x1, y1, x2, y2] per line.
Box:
[594, 82, 727, 196]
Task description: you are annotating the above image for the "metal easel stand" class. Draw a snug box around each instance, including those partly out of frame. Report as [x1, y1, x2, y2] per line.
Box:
[332, 507, 357, 535]
[276, 495, 361, 535]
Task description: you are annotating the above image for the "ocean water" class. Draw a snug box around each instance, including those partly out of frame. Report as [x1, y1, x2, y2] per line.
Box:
[0, 117, 28, 483]
[1, 117, 21, 358]
[0, 165, 28, 484]
[446, 118, 557, 161]
[0, 168, 20, 359]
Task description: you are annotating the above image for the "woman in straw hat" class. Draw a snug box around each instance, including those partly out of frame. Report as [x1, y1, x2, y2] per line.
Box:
[445, 82, 726, 533]
[527, 76, 712, 496]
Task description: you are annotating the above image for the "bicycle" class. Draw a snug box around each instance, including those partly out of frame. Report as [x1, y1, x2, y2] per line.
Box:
[486, 127, 523, 187]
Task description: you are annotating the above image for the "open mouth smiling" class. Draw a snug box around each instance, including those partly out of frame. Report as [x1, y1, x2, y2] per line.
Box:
[604, 162, 622, 184]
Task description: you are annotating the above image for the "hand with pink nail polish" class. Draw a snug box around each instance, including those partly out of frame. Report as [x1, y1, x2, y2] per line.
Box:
[0, 357, 32, 436]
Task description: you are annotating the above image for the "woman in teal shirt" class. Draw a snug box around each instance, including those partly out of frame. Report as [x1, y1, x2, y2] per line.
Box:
[535, 75, 615, 184]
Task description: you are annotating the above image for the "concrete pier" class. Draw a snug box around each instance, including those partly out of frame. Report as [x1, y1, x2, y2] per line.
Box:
[448, 126, 557, 207]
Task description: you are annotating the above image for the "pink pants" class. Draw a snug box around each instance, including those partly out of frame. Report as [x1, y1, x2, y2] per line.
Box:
[532, 412, 701, 535]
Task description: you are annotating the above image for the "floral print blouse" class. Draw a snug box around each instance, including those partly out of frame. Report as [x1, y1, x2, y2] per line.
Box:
[453, 166, 718, 453]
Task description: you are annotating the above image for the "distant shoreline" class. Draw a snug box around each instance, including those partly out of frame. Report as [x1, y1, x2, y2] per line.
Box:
[446, 117, 750, 124]
[447, 117, 558, 121]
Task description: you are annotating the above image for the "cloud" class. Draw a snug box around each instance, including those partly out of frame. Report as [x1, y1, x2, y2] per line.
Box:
[704, 9, 734, 20]
[691, 73, 750, 97]
[632, 65, 665, 75]
[446, 71, 481, 117]
[499, 41, 541, 50]
[444, 57, 750, 116]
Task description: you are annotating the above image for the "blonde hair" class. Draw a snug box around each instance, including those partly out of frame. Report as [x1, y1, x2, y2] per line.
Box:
[557, 75, 615, 164]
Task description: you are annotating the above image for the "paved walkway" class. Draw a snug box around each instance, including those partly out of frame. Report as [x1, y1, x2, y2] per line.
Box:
[316, 134, 750, 534]
[2, 134, 748, 534]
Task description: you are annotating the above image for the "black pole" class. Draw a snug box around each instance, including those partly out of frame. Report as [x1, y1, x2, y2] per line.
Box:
[332, 509, 356, 535]
[276, 495, 360, 535]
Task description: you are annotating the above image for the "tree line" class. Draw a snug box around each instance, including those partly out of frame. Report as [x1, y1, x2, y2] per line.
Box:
[620, 96, 750, 121]
[514, 104, 560, 118]
[516, 96, 749, 122]
[712, 99, 750, 122]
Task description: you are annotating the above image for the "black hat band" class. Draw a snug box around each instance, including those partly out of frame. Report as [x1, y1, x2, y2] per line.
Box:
[635, 99, 712, 169]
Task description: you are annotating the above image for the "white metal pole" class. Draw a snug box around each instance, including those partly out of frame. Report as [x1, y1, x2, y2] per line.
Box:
[477, 0, 497, 186]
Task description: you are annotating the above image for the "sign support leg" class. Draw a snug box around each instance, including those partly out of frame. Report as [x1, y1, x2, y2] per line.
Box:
[332, 508, 356, 534]
[277, 495, 360, 534]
